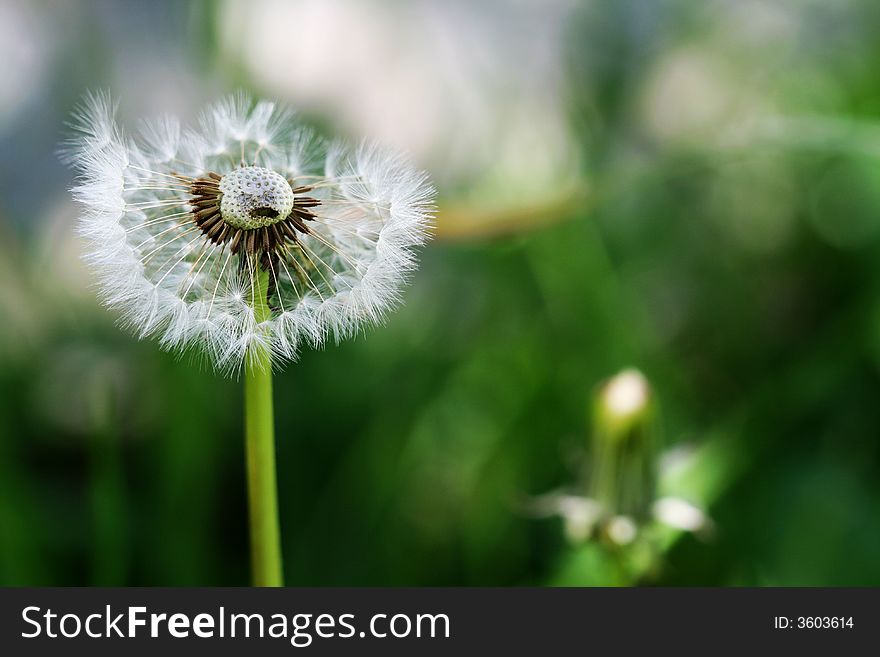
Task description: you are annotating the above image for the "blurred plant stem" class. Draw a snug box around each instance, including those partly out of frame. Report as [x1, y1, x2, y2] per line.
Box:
[433, 183, 591, 242]
[431, 152, 752, 244]
[244, 268, 283, 587]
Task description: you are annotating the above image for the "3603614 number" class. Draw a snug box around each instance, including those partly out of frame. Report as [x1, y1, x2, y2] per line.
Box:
[796, 617, 854, 629]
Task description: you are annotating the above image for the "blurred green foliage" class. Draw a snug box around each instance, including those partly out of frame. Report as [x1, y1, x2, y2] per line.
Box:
[1, 0, 880, 586]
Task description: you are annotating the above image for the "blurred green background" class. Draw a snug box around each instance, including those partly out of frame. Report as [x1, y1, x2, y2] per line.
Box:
[2, 0, 880, 586]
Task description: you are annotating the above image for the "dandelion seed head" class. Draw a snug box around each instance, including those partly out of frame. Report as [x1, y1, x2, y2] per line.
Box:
[219, 166, 294, 230]
[65, 92, 435, 374]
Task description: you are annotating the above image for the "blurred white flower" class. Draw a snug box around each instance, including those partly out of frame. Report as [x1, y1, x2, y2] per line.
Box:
[218, 0, 580, 201]
[528, 493, 603, 544]
[653, 496, 708, 533]
[528, 490, 709, 545]
[65, 93, 434, 373]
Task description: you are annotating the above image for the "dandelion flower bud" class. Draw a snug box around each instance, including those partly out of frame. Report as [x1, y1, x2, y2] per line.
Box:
[598, 368, 651, 434]
[590, 368, 656, 521]
[64, 93, 435, 373]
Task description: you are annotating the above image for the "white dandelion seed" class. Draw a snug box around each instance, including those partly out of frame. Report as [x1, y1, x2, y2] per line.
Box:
[64, 92, 435, 374]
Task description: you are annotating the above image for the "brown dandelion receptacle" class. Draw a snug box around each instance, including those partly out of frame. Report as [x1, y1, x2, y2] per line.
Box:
[186, 166, 322, 267]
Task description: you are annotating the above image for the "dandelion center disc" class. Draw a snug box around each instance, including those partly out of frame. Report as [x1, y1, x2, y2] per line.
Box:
[219, 166, 294, 230]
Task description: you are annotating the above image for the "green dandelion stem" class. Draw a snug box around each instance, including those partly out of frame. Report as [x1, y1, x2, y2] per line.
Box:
[244, 266, 283, 587]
